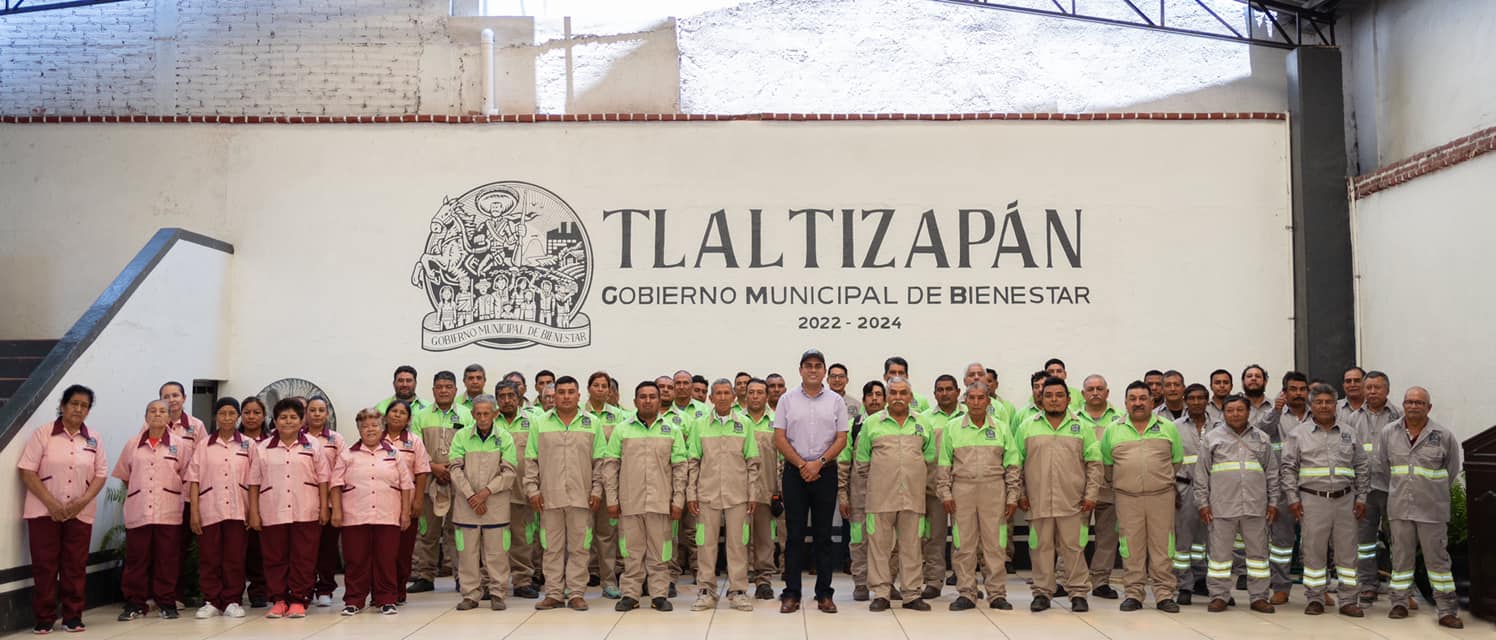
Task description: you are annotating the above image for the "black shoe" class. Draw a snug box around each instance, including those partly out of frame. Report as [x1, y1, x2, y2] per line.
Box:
[481, 592, 492, 601]
[1005, 562, 1015, 574]
[588, 575, 601, 587]
[407, 579, 435, 593]
[1070, 597, 1089, 613]
[1120, 598, 1143, 612]
[1194, 579, 1208, 596]
[1236, 575, 1248, 591]
[61, 619, 84, 633]
[889, 587, 902, 601]
[33, 622, 52, 634]
[990, 598, 1013, 610]
[615, 597, 639, 612]
[513, 586, 540, 599]
[1054, 585, 1069, 598]
[869, 598, 890, 612]
[901, 599, 931, 611]
[1177, 591, 1193, 605]
[181, 596, 205, 609]
[920, 586, 941, 600]
[249, 599, 268, 609]
[668, 583, 677, 598]
[755, 584, 774, 600]
[159, 607, 180, 620]
[946, 574, 957, 586]
[117, 606, 144, 622]
[1091, 585, 1119, 600]
[949, 597, 976, 611]
[651, 597, 673, 612]
[852, 585, 869, 601]
[1158, 599, 1180, 613]
[1031, 595, 1051, 612]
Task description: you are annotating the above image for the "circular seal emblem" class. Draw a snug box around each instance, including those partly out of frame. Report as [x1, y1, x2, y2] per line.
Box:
[410, 181, 593, 351]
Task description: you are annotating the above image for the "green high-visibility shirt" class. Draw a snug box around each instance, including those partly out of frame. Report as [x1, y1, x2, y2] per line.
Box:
[411, 402, 473, 435]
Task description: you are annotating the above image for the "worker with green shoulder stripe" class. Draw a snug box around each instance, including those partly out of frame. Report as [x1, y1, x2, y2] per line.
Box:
[1009, 371, 1049, 439]
[664, 371, 710, 589]
[601, 381, 689, 613]
[918, 374, 965, 599]
[493, 382, 540, 599]
[935, 380, 1022, 611]
[858, 377, 936, 612]
[1042, 358, 1087, 413]
[738, 379, 779, 600]
[1075, 374, 1123, 599]
[837, 380, 888, 602]
[583, 372, 627, 599]
[522, 377, 608, 612]
[882, 356, 931, 414]
[686, 379, 761, 612]
[1193, 394, 1279, 614]
[1016, 376, 1102, 613]
[1377, 387, 1463, 629]
[449, 394, 518, 611]
[1101, 381, 1184, 614]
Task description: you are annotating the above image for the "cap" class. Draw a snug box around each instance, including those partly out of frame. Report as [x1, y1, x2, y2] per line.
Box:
[800, 349, 826, 365]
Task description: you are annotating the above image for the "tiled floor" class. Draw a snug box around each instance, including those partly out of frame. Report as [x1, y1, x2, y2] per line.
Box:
[15, 575, 1484, 640]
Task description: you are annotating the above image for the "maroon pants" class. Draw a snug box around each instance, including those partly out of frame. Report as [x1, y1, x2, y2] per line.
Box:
[198, 521, 248, 610]
[397, 518, 418, 600]
[342, 525, 400, 607]
[260, 522, 319, 605]
[314, 523, 342, 597]
[122, 524, 182, 609]
[28, 518, 92, 625]
[245, 529, 268, 603]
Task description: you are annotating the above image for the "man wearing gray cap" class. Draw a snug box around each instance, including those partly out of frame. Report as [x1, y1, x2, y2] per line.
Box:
[773, 349, 849, 614]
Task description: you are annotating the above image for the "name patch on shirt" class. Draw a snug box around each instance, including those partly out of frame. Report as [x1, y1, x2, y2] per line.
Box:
[168, 445, 179, 456]
[660, 425, 671, 434]
[733, 421, 744, 434]
[581, 416, 592, 427]
[984, 428, 997, 440]
[1428, 432, 1441, 445]
[239, 441, 251, 451]
[1340, 432, 1352, 443]
[85, 437, 98, 448]
[1071, 424, 1081, 433]
[1148, 425, 1160, 433]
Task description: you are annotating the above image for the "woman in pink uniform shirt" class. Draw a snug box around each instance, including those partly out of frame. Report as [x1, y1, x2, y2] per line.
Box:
[112, 400, 189, 621]
[18, 385, 108, 634]
[331, 408, 413, 615]
[381, 400, 430, 604]
[187, 398, 253, 619]
[237, 396, 271, 608]
[303, 396, 346, 607]
[247, 399, 329, 619]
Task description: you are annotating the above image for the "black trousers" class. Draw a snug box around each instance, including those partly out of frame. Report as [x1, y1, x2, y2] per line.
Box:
[781, 460, 838, 600]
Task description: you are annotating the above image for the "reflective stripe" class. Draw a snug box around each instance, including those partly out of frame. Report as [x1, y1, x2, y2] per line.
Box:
[1247, 568, 1270, 578]
[1362, 443, 1373, 452]
[1181, 455, 1198, 465]
[1271, 442, 1282, 451]
[1211, 460, 1264, 473]
[1207, 569, 1231, 578]
[1389, 580, 1413, 590]
[1333, 467, 1356, 478]
[1414, 467, 1449, 479]
[1172, 560, 1191, 570]
[1299, 467, 1331, 477]
[1336, 566, 1358, 587]
[1245, 559, 1269, 569]
[1390, 465, 1410, 475]
[1208, 560, 1232, 570]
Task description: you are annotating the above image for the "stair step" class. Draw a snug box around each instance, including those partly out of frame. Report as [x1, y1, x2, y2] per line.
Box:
[0, 340, 57, 358]
[0, 356, 45, 378]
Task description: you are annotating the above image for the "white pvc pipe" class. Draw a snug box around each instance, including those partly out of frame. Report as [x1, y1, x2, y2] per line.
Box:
[481, 28, 498, 116]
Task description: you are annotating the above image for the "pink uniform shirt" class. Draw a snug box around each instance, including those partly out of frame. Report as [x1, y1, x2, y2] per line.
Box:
[171, 413, 204, 504]
[111, 428, 189, 528]
[304, 427, 347, 482]
[185, 431, 255, 526]
[386, 429, 433, 477]
[18, 420, 108, 524]
[248, 433, 330, 527]
[333, 440, 415, 527]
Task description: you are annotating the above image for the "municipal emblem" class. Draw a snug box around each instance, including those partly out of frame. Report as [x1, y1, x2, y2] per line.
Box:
[661, 425, 671, 434]
[733, 421, 744, 434]
[1428, 432, 1441, 445]
[1071, 424, 1081, 433]
[167, 445, 178, 456]
[412, 181, 593, 351]
[85, 437, 97, 448]
[984, 428, 996, 440]
[581, 416, 592, 426]
[1340, 432, 1352, 443]
[239, 440, 250, 451]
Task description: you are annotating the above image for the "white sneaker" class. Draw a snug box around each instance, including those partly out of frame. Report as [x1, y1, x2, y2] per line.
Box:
[223, 603, 246, 618]
[315, 595, 334, 608]
[729, 592, 753, 612]
[690, 593, 717, 611]
[195, 604, 220, 619]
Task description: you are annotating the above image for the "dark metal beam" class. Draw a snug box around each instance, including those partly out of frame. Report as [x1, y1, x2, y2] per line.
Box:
[2, 0, 132, 17]
[931, 0, 1336, 49]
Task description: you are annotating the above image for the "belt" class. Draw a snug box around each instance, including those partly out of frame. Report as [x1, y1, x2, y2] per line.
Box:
[1298, 486, 1352, 500]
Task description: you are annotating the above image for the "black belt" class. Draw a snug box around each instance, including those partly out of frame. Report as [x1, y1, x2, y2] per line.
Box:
[1298, 486, 1352, 500]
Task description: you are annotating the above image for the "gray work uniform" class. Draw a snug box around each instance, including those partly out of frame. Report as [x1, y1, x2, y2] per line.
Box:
[1342, 400, 1402, 593]
[1171, 412, 1216, 592]
[1378, 418, 1461, 617]
[1193, 424, 1278, 602]
[1256, 405, 1310, 591]
[1280, 420, 1368, 604]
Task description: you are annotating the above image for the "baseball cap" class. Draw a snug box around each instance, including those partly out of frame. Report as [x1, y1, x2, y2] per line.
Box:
[800, 349, 826, 365]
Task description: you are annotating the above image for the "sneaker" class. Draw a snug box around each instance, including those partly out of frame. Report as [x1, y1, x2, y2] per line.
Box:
[341, 606, 360, 616]
[407, 579, 435, 593]
[381, 604, 399, 615]
[603, 586, 621, 599]
[615, 596, 640, 611]
[195, 604, 220, 619]
[61, 620, 84, 633]
[224, 603, 246, 618]
[287, 604, 306, 619]
[456, 599, 479, 611]
[729, 592, 753, 612]
[32, 623, 51, 635]
[266, 602, 288, 619]
[315, 595, 334, 608]
[117, 606, 144, 622]
[690, 593, 717, 611]
[754, 584, 774, 600]
[159, 607, 180, 620]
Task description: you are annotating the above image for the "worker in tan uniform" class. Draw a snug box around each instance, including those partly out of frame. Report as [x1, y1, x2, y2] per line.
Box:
[839, 380, 888, 602]
[583, 372, 627, 599]
[917, 375, 963, 599]
[494, 382, 540, 599]
[1015, 376, 1102, 613]
[448, 395, 518, 611]
[523, 376, 607, 611]
[602, 381, 689, 612]
[739, 378, 779, 600]
[1100, 381, 1184, 613]
[935, 381, 1023, 611]
[857, 377, 935, 612]
[687, 379, 761, 612]
[1074, 374, 1121, 600]
[1281, 383, 1369, 617]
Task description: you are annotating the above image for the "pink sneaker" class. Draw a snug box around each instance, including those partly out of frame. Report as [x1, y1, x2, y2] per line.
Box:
[266, 602, 288, 618]
[287, 604, 307, 619]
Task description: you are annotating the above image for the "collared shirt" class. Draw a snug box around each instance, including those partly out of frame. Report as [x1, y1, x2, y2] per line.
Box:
[920, 405, 966, 494]
[841, 391, 863, 419]
[410, 403, 474, 435]
[1075, 405, 1122, 503]
[1173, 412, 1220, 486]
[334, 439, 414, 527]
[496, 412, 534, 505]
[523, 409, 606, 508]
[1015, 411, 1103, 519]
[185, 430, 255, 526]
[249, 433, 331, 526]
[375, 396, 427, 415]
[689, 410, 762, 508]
[1153, 403, 1187, 422]
[170, 412, 203, 502]
[1345, 401, 1403, 492]
[1101, 415, 1184, 497]
[385, 428, 433, 481]
[1380, 418, 1462, 524]
[449, 425, 517, 526]
[1193, 424, 1279, 519]
[303, 426, 347, 482]
[1280, 420, 1368, 504]
[935, 412, 1023, 504]
[855, 410, 935, 513]
[601, 412, 689, 516]
[19, 420, 107, 524]
[738, 408, 778, 503]
[773, 384, 849, 461]
[112, 428, 188, 528]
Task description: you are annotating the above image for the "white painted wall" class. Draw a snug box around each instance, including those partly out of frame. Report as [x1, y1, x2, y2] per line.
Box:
[1353, 151, 1496, 443]
[0, 121, 1294, 442]
[1341, 0, 1496, 171]
[0, 241, 232, 584]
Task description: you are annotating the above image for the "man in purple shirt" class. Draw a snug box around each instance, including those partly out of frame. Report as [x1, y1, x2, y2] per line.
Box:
[773, 349, 850, 613]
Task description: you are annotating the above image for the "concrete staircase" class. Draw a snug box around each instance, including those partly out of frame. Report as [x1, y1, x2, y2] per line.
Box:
[0, 340, 58, 409]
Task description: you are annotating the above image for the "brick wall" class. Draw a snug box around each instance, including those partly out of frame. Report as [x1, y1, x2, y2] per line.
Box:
[0, 1, 158, 115]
